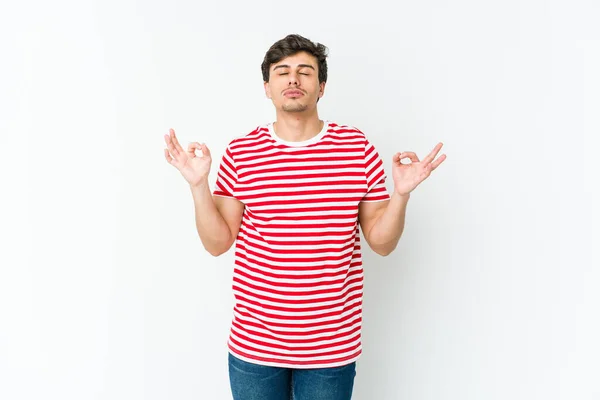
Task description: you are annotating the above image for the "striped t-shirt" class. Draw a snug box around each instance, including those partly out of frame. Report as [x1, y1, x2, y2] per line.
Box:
[213, 120, 390, 368]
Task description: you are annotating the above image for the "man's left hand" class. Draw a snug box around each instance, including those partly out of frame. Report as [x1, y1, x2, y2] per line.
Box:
[392, 142, 446, 196]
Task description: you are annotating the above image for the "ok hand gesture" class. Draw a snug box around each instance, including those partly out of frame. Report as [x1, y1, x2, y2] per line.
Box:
[392, 142, 446, 196]
[164, 129, 212, 187]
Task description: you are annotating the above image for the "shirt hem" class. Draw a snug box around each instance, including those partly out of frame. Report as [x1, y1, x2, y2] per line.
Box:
[227, 345, 361, 369]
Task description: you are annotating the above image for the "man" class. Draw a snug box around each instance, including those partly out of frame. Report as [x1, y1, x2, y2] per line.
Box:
[164, 34, 446, 400]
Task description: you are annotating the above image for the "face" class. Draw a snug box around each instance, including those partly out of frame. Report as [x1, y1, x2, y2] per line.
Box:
[264, 51, 326, 113]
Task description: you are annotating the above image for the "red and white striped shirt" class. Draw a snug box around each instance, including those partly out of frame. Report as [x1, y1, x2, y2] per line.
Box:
[213, 121, 390, 368]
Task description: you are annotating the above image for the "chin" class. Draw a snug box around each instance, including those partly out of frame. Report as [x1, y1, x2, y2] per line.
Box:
[281, 106, 308, 112]
[281, 104, 309, 112]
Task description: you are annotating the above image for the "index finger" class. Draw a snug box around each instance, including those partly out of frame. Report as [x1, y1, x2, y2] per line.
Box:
[423, 142, 443, 164]
[169, 128, 185, 154]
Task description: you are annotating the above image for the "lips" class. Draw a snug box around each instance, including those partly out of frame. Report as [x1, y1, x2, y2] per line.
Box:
[284, 89, 304, 97]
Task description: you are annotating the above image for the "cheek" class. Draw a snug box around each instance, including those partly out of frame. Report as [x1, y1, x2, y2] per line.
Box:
[265, 83, 277, 98]
[268, 81, 283, 95]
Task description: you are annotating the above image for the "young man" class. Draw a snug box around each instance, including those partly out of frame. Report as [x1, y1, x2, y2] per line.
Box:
[164, 34, 446, 400]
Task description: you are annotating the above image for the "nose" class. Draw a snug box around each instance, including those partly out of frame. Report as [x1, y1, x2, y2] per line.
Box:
[288, 72, 299, 86]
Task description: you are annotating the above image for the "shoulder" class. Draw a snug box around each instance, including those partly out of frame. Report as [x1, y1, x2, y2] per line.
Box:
[326, 123, 384, 160]
[326, 121, 368, 142]
[225, 124, 271, 152]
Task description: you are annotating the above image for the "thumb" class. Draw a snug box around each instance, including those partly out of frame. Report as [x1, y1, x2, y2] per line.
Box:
[187, 142, 203, 157]
[200, 143, 211, 158]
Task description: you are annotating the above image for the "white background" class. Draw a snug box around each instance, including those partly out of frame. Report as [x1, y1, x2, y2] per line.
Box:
[1, 0, 599, 399]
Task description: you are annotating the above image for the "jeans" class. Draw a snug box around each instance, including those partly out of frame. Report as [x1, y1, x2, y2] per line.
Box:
[228, 352, 357, 400]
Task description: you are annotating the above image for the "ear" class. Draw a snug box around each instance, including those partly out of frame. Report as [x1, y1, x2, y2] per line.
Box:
[318, 81, 326, 98]
[264, 81, 272, 99]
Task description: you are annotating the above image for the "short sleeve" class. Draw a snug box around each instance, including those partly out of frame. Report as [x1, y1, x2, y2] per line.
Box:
[363, 138, 391, 202]
[213, 145, 238, 198]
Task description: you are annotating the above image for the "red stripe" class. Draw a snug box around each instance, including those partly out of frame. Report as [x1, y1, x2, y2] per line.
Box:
[238, 231, 358, 246]
[235, 180, 365, 192]
[244, 212, 358, 222]
[239, 172, 365, 185]
[232, 277, 363, 306]
[237, 187, 368, 200]
[242, 197, 363, 207]
[234, 264, 362, 289]
[229, 341, 361, 364]
[229, 337, 361, 360]
[231, 326, 361, 352]
[236, 243, 355, 264]
[232, 299, 362, 326]
[230, 322, 361, 347]
[232, 306, 362, 329]
[235, 237, 356, 255]
[233, 251, 362, 272]
[233, 290, 363, 313]
[232, 273, 363, 298]
[232, 307, 361, 336]
[237, 163, 366, 179]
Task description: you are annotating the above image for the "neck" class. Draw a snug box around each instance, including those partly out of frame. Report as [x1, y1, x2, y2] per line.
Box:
[272, 110, 323, 143]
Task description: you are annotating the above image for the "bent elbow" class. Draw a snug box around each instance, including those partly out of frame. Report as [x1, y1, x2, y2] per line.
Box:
[375, 248, 393, 257]
[205, 239, 235, 257]
[370, 242, 397, 257]
[207, 248, 226, 257]
[206, 244, 231, 257]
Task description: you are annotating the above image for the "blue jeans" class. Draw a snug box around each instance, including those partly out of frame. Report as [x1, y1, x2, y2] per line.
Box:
[228, 352, 357, 400]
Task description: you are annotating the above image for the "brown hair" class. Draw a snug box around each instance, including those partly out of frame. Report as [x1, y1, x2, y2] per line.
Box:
[261, 34, 328, 83]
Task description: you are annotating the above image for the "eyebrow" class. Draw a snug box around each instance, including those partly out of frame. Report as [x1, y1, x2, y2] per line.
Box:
[273, 64, 316, 71]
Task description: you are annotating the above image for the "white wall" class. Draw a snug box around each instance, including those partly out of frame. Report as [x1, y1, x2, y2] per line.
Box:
[1, 0, 598, 399]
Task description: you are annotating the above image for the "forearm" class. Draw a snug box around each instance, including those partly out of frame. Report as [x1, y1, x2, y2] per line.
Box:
[189, 181, 234, 256]
[367, 193, 410, 256]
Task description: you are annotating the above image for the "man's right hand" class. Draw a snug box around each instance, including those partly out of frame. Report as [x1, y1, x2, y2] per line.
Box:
[164, 128, 212, 187]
